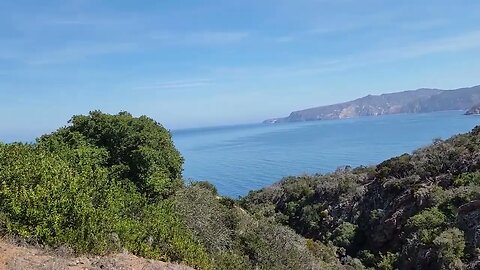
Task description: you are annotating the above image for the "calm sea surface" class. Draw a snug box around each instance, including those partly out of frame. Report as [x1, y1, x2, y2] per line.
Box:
[172, 111, 480, 197]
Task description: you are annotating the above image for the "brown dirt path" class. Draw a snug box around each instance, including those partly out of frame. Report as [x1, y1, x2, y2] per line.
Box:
[0, 239, 194, 270]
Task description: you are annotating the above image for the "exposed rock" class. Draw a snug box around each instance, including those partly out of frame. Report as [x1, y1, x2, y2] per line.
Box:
[466, 104, 480, 115]
[458, 200, 480, 249]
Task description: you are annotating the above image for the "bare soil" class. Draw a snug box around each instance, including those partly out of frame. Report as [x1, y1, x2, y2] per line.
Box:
[0, 239, 193, 270]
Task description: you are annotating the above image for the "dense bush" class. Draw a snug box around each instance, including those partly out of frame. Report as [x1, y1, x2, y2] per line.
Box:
[377, 252, 399, 270]
[0, 113, 210, 269]
[240, 171, 367, 243]
[332, 222, 358, 248]
[39, 111, 183, 200]
[175, 183, 341, 269]
[433, 228, 465, 269]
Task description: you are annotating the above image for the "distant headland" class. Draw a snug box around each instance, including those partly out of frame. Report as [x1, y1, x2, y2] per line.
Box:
[264, 85, 480, 123]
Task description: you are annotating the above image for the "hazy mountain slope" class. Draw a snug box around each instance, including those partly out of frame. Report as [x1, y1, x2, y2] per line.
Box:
[265, 85, 480, 123]
[405, 85, 480, 113]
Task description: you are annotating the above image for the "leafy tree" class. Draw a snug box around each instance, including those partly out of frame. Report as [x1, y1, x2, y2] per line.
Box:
[39, 111, 183, 199]
[0, 112, 209, 269]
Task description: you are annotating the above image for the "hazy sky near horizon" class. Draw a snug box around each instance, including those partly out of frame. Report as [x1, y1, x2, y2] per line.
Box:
[1, 0, 480, 141]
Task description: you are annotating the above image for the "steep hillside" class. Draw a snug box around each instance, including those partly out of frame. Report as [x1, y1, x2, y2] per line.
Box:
[265, 85, 480, 123]
[405, 86, 480, 113]
[242, 126, 480, 269]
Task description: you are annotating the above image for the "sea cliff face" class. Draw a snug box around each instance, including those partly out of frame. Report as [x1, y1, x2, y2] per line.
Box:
[265, 85, 480, 123]
[466, 104, 480, 115]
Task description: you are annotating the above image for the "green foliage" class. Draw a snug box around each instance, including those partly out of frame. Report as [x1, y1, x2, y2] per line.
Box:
[240, 171, 366, 242]
[176, 184, 340, 269]
[236, 215, 339, 270]
[332, 222, 358, 248]
[306, 239, 338, 263]
[39, 111, 183, 200]
[454, 172, 480, 187]
[382, 175, 420, 193]
[407, 207, 447, 230]
[175, 184, 235, 253]
[345, 257, 373, 270]
[433, 228, 465, 270]
[0, 147, 209, 267]
[191, 181, 218, 195]
[211, 251, 252, 270]
[377, 252, 399, 270]
[376, 154, 413, 179]
[407, 207, 447, 244]
[357, 250, 377, 268]
[0, 112, 210, 269]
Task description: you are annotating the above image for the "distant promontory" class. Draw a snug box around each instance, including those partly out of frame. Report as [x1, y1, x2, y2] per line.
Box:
[466, 103, 480, 115]
[264, 85, 480, 123]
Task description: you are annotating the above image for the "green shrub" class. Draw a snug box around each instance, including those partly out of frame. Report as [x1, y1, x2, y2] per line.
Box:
[357, 250, 377, 267]
[407, 207, 448, 244]
[175, 185, 235, 253]
[306, 239, 338, 263]
[39, 111, 183, 200]
[332, 222, 358, 248]
[376, 154, 413, 179]
[237, 215, 338, 270]
[191, 181, 218, 195]
[433, 228, 465, 270]
[0, 112, 212, 269]
[0, 143, 210, 268]
[454, 172, 480, 187]
[211, 251, 252, 270]
[377, 252, 399, 270]
[407, 207, 447, 230]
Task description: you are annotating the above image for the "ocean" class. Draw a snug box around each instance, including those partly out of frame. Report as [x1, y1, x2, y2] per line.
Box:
[172, 111, 480, 198]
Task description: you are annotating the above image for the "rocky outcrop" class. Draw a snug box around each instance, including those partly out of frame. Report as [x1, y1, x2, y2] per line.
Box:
[458, 200, 480, 248]
[466, 104, 480, 115]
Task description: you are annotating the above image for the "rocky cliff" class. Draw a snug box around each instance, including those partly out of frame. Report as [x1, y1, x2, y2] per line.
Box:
[466, 104, 480, 115]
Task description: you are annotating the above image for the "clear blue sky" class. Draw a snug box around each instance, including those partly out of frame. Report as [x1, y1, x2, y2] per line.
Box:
[1, 0, 480, 142]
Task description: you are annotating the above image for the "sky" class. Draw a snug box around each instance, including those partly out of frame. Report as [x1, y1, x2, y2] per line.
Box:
[1, 0, 480, 141]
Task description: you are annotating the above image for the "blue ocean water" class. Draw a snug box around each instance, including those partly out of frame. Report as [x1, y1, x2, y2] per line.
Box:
[172, 111, 480, 198]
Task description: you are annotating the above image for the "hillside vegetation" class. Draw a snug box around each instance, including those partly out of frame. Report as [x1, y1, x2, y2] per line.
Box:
[242, 126, 480, 269]
[0, 111, 340, 270]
